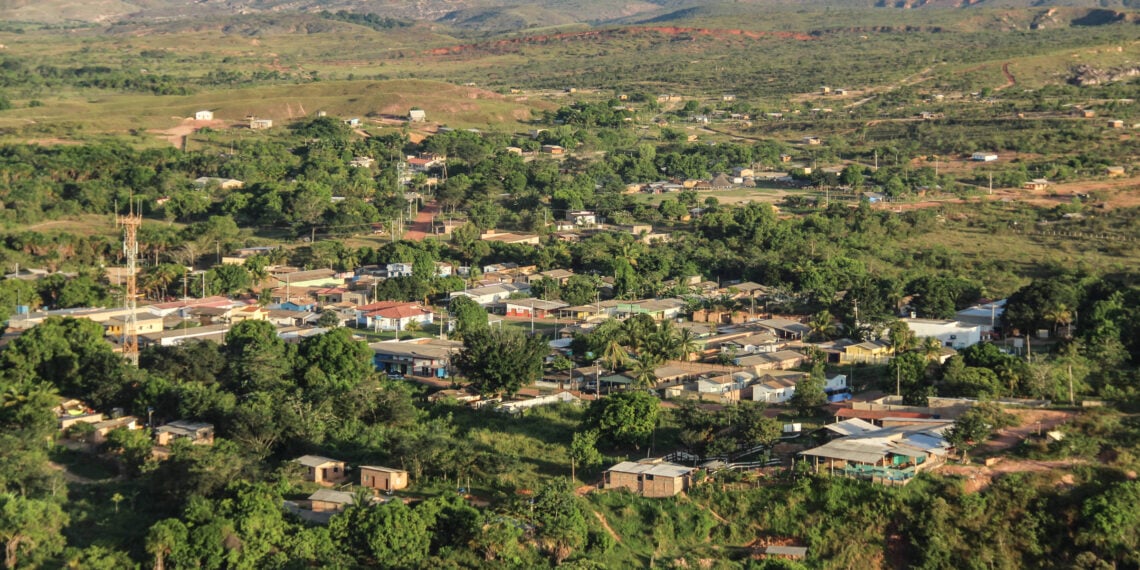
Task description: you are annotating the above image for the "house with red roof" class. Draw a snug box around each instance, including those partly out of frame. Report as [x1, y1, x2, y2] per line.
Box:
[355, 301, 434, 331]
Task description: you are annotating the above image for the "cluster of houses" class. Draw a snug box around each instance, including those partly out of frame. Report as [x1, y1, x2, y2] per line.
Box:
[288, 455, 410, 522]
[57, 396, 214, 452]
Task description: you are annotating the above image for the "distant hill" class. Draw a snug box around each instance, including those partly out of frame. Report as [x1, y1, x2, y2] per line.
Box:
[1, 0, 1137, 27]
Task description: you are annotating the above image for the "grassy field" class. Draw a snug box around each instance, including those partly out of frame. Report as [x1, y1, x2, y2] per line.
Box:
[0, 79, 550, 145]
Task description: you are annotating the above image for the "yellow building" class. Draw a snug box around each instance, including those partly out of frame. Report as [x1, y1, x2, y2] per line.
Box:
[104, 313, 165, 337]
[840, 340, 893, 364]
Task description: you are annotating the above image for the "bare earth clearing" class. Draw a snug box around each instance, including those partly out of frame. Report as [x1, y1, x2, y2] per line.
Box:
[941, 409, 1078, 493]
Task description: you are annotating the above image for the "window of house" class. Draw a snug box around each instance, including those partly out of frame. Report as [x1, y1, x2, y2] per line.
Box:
[644, 474, 655, 481]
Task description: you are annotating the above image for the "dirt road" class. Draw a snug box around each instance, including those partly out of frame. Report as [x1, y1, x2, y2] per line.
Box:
[403, 201, 439, 241]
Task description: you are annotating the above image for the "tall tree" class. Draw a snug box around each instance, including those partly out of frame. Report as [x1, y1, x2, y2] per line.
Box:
[223, 320, 292, 393]
[532, 479, 589, 565]
[455, 328, 546, 397]
[448, 296, 488, 340]
[146, 519, 188, 570]
[0, 494, 68, 569]
[569, 429, 603, 482]
[586, 391, 659, 449]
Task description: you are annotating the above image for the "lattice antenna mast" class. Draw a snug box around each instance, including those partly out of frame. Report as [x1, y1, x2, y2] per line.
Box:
[117, 197, 143, 360]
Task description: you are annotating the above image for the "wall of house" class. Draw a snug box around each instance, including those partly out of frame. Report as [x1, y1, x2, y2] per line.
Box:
[641, 474, 685, 498]
[310, 464, 347, 485]
[604, 471, 641, 493]
[361, 469, 408, 491]
[310, 500, 347, 513]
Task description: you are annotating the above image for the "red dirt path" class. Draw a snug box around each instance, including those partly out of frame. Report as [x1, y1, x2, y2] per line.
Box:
[403, 201, 439, 241]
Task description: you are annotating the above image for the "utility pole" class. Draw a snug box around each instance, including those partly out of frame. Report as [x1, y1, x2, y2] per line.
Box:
[1068, 363, 1075, 405]
[896, 363, 901, 400]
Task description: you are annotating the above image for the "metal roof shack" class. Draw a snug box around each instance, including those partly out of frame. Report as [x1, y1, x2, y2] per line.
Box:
[603, 459, 697, 497]
[763, 545, 808, 559]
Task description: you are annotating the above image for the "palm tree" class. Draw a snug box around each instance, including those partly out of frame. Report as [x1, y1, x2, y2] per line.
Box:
[808, 310, 837, 342]
[888, 320, 916, 354]
[675, 328, 700, 362]
[1044, 303, 1073, 338]
[601, 337, 629, 373]
[921, 336, 943, 362]
[631, 355, 660, 389]
[146, 519, 186, 570]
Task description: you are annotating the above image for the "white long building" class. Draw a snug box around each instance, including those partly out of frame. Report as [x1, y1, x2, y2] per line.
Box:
[903, 318, 983, 350]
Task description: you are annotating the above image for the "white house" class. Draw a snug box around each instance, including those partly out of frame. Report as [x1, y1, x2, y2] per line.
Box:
[565, 210, 597, 226]
[449, 283, 530, 308]
[903, 318, 983, 349]
[408, 109, 426, 122]
[386, 262, 414, 278]
[954, 300, 1006, 334]
[825, 373, 847, 392]
[751, 376, 799, 403]
[971, 152, 998, 162]
[194, 110, 214, 121]
[720, 332, 780, 355]
[357, 302, 433, 331]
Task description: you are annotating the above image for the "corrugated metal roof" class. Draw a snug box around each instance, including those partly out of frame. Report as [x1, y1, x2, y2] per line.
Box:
[764, 545, 807, 557]
[822, 418, 879, 437]
[606, 461, 695, 478]
[295, 455, 340, 468]
[308, 489, 354, 504]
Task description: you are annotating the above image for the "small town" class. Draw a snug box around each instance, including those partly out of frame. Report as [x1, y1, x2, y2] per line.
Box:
[2, 1, 1140, 568]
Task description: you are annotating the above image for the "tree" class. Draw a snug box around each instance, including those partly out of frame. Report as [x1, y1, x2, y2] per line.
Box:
[569, 429, 603, 482]
[630, 355, 660, 389]
[807, 310, 837, 341]
[295, 327, 373, 397]
[448, 296, 488, 340]
[921, 336, 944, 362]
[586, 391, 659, 449]
[0, 494, 68, 569]
[103, 426, 154, 476]
[889, 351, 931, 405]
[790, 370, 827, 416]
[841, 164, 865, 188]
[2, 317, 129, 408]
[317, 309, 341, 328]
[223, 320, 292, 393]
[561, 275, 598, 307]
[731, 404, 782, 449]
[206, 264, 252, 295]
[1079, 480, 1140, 565]
[887, 319, 916, 353]
[332, 500, 430, 568]
[675, 327, 700, 362]
[455, 328, 547, 397]
[471, 516, 524, 563]
[601, 336, 630, 373]
[532, 479, 589, 565]
[1044, 303, 1074, 338]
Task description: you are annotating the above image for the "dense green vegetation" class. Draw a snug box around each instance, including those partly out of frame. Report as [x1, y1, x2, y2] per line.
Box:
[2, 2, 1140, 568]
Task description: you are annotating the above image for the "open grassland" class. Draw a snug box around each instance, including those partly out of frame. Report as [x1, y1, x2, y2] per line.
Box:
[0, 79, 551, 144]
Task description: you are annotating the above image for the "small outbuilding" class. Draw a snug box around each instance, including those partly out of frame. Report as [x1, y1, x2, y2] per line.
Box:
[294, 455, 348, 486]
[308, 489, 356, 513]
[360, 465, 408, 493]
[603, 459, 696, 498]
[194, 110, 214, 121]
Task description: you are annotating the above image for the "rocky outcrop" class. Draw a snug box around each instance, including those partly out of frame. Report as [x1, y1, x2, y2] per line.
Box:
[1069, 64, 1140, 86]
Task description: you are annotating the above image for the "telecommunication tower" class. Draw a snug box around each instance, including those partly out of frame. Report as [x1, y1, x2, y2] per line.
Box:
[117, 199, 142, 361]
